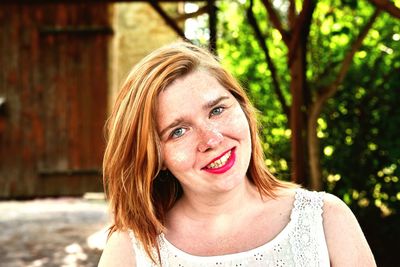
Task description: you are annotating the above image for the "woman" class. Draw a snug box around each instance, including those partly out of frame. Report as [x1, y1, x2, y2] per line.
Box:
[98, 42, 376, 266]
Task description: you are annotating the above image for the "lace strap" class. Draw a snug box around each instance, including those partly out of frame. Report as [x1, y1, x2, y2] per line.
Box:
[291, 188, 324, 218]
[289, 189, 326, 267]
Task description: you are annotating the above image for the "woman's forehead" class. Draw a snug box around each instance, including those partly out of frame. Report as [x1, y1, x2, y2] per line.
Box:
[160, 71, 229, 100]
[155, 71, 234, 128]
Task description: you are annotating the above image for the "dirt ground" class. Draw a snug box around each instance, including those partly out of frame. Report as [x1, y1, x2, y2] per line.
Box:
[0, 195, 110, 267]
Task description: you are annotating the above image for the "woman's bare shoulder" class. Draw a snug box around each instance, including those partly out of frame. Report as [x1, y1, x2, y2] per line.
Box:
[274, 186, 297, 197]
[265, 187, 297, 216]
[98, 230, 136, 267]
[273, 187, 298, 204]
[322, 193, 376, 267]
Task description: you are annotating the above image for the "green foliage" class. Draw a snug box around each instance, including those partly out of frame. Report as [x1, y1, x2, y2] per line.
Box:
[207, 1, 400, 264]
[214, 0, 400, 216]
[321, 11, 400, 217]
[217, 1, 292, 180]
[320, 13, 400, 263]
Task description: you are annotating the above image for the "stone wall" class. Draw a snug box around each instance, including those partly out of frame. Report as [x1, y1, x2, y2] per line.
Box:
[108, 3, 181, 109]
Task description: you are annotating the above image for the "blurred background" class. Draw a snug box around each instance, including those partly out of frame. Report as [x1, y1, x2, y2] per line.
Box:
[0, 0, 399, 266]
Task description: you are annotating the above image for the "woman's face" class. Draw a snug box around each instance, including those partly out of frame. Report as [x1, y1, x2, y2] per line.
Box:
[156, 70, 252, 195]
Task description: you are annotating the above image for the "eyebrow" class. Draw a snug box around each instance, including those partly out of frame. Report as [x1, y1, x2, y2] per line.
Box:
[202, 95, 230, 111]
[159, 95, 231, 138]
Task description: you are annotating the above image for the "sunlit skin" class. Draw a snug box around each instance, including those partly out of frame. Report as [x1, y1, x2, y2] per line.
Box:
[155, 70, 291, 255]
[156, 70, 253, 201]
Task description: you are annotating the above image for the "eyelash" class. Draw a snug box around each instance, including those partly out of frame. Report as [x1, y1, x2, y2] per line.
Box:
[168, 106, 226, 139]
[170, 127, 186, 139]
[209, 106, 225, 117]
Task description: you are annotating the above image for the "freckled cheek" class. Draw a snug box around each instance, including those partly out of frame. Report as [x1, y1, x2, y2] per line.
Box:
[226, 108, 251, 137]
[162, 144, 195, 172]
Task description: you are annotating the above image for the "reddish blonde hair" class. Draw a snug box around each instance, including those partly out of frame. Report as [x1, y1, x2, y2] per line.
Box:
[103, 42, 292, 263]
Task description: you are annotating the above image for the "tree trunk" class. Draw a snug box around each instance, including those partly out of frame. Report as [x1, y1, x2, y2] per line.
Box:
[307, 100, 323, 190]
[289, 44, 307, 185]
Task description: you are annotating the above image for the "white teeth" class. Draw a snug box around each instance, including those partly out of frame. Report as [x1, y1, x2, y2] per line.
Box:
[206, 150, 232, 169]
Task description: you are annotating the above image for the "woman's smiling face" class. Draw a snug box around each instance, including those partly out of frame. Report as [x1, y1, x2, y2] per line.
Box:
[156, 70, 252, 195]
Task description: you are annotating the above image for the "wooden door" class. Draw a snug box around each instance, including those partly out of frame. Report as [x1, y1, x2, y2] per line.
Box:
[0, 3, 111, 198]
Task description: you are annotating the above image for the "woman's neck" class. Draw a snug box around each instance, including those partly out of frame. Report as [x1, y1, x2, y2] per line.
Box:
[172, 178, 263, 223]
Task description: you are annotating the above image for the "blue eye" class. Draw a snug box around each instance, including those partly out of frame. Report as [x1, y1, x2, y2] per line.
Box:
[171, 128, 186, 138]
[210, 107, 224, 117]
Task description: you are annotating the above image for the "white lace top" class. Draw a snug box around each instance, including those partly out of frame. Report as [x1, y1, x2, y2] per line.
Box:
[129, 189, 330, 266]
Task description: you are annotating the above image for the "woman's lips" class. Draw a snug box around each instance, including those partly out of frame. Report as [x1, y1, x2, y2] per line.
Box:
[202, 148, 236, 174]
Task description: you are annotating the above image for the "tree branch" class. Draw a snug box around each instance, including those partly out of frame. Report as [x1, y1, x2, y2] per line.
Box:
[288, 0, 297, 28]
[247, 0, 290, 119]
[318, 8, 381, 101]
[307, 8, 379, 189]
[174, 5, 208, 22]
[261, 0, 290, 45]
[149, 0, 186, 39]
[288, 0, 316, 66]
[208, 0, 217, 52]
[368, 0, 400, 19]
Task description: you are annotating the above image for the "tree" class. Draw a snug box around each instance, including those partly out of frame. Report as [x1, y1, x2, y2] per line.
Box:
[220, 0, 399, 190]
[213, 1, 399, 264]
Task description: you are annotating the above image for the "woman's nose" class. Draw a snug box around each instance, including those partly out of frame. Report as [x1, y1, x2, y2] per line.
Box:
[197, 126, 223, 152]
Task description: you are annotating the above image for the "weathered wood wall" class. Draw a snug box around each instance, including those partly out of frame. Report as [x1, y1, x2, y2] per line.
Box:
[0, 3, 110, 198]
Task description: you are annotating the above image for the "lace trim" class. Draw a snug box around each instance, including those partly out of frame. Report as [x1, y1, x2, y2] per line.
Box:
[158, 221, 294, 262]
[289, 189, 325, 267]
[129, 188, 326, 267]
[158, 233, 287, 266]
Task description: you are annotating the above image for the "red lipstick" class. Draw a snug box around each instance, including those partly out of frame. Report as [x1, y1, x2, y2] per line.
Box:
[202, 148, 236, 174]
